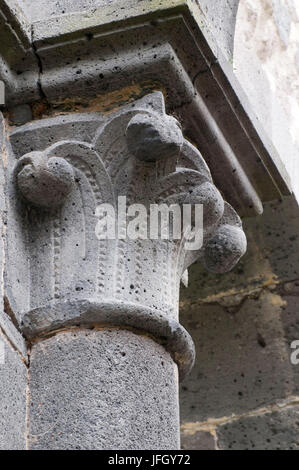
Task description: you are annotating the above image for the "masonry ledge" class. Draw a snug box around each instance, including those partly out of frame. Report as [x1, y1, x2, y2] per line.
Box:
[0, 0, 292, 217]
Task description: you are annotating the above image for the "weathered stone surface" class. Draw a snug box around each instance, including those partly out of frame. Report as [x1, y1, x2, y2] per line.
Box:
[0, 1, 38, 103]
[17, 152, 75, 209]
[180, 290, 295, 422]
[182, 197, 299, 304]
[9, 104, 32, 127]
[0, 112, 27, 358]
[217, 406, 299, 450]
[0, 310, 27, 359]
[19, 0, 129, 22]
[197, 0, 240, 59]
[179, 193, 299, 444]
[0, 0, 298, 453]
[0, 0, 289, 216]
[126, 113, 183, 162]
[203, 224, 247, 274]
[22, 300, 195, 381]
[4, 92, 245, 450]
[0, 331, 27, 450]
[15, 0, 240, 61]
[235, 0, 299, 202]
[6, 93, 245, 377]
[181, 430, 217, 450]
[280, 294, 299, 394]
[28, 329, 180, 450]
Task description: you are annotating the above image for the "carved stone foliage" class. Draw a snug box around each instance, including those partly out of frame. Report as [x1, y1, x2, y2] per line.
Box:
[7, 92, 246, 378]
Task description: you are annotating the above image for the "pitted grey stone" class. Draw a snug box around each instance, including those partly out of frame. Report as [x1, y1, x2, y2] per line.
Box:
[16, 151, 75, 208]
[126, 113, 183, 162]
[28, 329, 180, 450]
[7, 93, 246, 366]
[0, 332, 27, 450]
[21, 299, 195, 380]
[203, 224, 247, 274]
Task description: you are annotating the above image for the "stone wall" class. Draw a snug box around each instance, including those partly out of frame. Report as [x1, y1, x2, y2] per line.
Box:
[0, 331, 27, 450]
[234, 0, 299, 201]
[178, 2, 299, 449]
[180, 196, 299, 449]
[196, 0, 240, 60]
[0, 111, 28, 450]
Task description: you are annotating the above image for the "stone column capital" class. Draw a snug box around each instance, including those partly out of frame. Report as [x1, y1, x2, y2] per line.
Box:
[9, 92, 246, 379]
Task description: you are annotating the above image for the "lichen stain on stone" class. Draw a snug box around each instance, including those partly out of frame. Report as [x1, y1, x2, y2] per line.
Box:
[181, 420, 216, 436]
[268, 293, 287, 308]
[181, 396, 299, 434]
[262, 274, 279, 288]
[180, 273, 279, 307]
[31, 83, 164, 120]
[181, 418, 227, 435]
[31, 99, 50, 121]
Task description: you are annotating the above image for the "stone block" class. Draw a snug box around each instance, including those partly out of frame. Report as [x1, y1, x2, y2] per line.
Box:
[28, 329, 180, 450]
[180, 290, 294, 422]
[183, 197, 299, 304]
[0, 331, 27, 450]
[181, 430, 216, 450]
[217, 406, 299, 450]
[197, 0, 240, 59]
[280, 293, 299, 394]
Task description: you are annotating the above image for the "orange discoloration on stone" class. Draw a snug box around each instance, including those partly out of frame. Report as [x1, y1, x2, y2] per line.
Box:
[31, 83, 163, 120]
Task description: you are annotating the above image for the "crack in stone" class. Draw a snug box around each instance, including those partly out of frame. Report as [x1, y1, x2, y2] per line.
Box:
[0, 325, 28, 366]
[25, 346, 31, 450]
[31, 26, 47, 102]
[3, 295, 20, 331]
[180, 275, 299, 311]
[180, 395, 299, 434]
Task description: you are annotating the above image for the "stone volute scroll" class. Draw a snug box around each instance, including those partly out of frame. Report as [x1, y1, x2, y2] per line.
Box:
[16, 151, 75, 208]
[10, 92, 247, 380]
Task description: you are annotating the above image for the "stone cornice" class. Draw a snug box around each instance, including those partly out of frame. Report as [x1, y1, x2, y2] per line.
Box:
[0, 0, 291, 217]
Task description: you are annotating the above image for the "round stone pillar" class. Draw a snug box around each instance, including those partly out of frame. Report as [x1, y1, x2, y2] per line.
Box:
[28, 329, 180, 450]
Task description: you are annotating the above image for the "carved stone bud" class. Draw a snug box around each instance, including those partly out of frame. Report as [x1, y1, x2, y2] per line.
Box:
[203, 224, 247, 273]
[126, 113, 183, 162]
[16, 151, 75, 209]
[174, 182, 225, 228]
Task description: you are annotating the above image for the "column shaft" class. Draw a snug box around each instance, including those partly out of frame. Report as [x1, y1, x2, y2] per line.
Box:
[28, 329, 180, 450]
